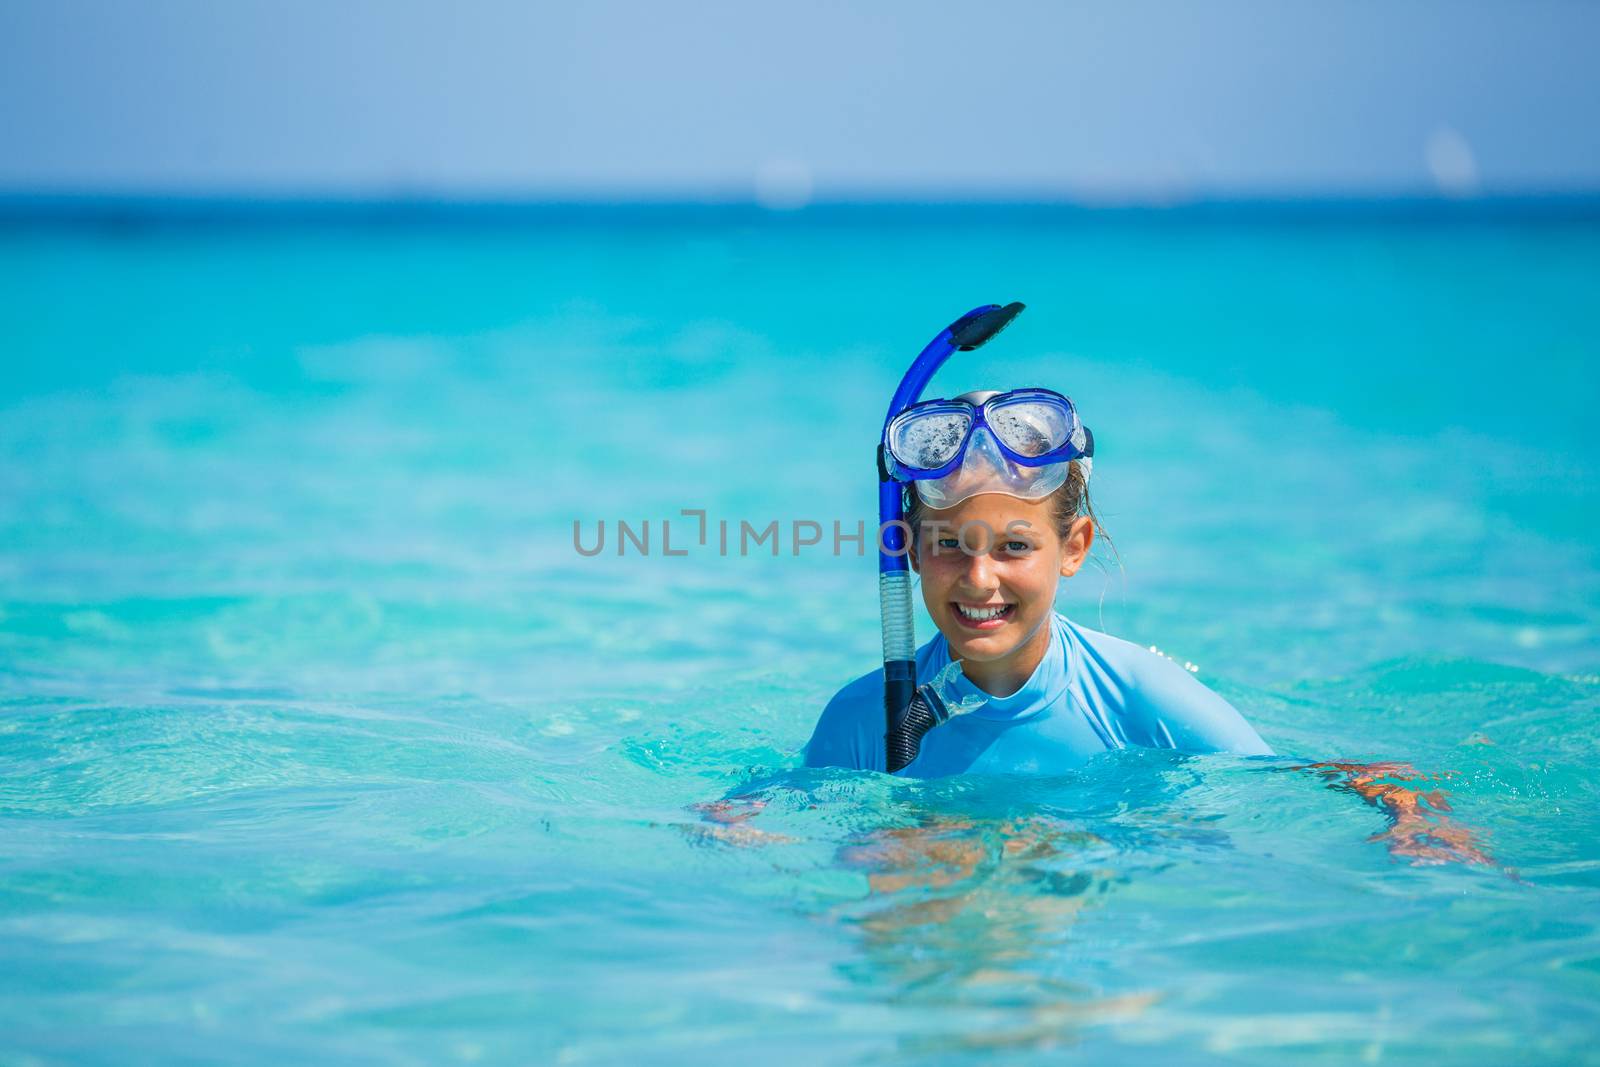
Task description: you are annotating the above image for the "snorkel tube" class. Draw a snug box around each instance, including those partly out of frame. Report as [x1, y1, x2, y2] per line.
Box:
[879, 301, 1025, 772]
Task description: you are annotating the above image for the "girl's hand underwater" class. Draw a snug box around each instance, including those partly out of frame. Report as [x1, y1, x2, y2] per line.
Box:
[1297, 760, 1496, 868]
[684, 796, 794, 846]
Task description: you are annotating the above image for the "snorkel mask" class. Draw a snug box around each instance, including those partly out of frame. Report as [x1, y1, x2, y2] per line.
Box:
[876, 303, 1095, 772]
[885, 387, 1094, 508]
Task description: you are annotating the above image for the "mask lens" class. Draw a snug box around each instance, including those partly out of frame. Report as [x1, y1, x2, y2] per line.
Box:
[889, 409, 972, 470]
[986, 395, 1075, 457]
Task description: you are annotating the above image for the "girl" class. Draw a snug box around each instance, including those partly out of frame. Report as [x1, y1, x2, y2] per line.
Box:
[803, 383, 1273, 776]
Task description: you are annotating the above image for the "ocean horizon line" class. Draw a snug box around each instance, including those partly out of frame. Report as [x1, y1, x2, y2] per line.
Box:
[4, 188, 1600, 228]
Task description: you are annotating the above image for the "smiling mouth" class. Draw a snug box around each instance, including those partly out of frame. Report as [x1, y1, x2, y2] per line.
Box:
[952, 602, 1015, 629]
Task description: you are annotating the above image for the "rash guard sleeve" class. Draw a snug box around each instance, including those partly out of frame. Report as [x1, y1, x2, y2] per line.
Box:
[801, 669, 886, 772]
[1121, 649, 1274, 756]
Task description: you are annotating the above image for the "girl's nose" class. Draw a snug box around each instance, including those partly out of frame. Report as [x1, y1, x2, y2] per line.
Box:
[958, 548, 997, 592]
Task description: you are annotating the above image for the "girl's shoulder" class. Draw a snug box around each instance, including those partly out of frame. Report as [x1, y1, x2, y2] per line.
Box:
[1054, 611, 1189, 685]
[1054, 612, 1273, 755]
[804, 634, 947, 771]
[804, 665, 882, 770]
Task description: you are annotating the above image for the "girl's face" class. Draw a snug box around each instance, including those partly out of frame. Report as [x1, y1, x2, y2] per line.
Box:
[910, 492, 1093, 677]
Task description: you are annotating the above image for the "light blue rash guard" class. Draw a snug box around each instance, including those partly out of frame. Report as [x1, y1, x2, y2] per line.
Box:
[804, 611, 1272, 777]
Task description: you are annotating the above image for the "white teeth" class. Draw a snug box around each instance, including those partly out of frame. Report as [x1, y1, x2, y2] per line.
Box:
[957, 604, 1008, 621]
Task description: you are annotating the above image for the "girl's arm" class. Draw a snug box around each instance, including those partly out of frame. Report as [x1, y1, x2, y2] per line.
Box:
[1296, 760, 1495, 867]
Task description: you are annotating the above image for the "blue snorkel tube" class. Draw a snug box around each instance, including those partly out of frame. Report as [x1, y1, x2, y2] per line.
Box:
[879, 301, 1026, 773]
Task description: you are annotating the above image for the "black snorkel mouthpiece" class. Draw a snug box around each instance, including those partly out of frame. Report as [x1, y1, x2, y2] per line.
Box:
[886, 680, 954, 774]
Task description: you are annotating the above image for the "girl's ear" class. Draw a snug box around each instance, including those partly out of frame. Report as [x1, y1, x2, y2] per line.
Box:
[1059, 517, 1095, 578]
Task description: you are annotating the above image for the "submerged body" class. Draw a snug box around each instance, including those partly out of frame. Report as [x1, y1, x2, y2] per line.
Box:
[805, 611, 1272, 777]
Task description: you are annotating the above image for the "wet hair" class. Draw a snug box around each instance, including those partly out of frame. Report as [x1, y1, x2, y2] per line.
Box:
[904, 460, 1110, 556]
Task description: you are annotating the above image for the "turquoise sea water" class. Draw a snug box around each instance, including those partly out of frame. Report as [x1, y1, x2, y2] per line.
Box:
[2, 203, 1598, 1065]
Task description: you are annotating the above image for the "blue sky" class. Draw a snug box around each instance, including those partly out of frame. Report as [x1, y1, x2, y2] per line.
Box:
[2, 0, 1597, 200]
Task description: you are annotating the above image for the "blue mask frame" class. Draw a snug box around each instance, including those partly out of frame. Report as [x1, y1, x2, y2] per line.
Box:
[883, 387, 1094, 482]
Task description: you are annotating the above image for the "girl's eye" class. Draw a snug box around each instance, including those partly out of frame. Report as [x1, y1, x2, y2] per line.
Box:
[1004, 541, 1032, 553]
[937, 537, 961, 549]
